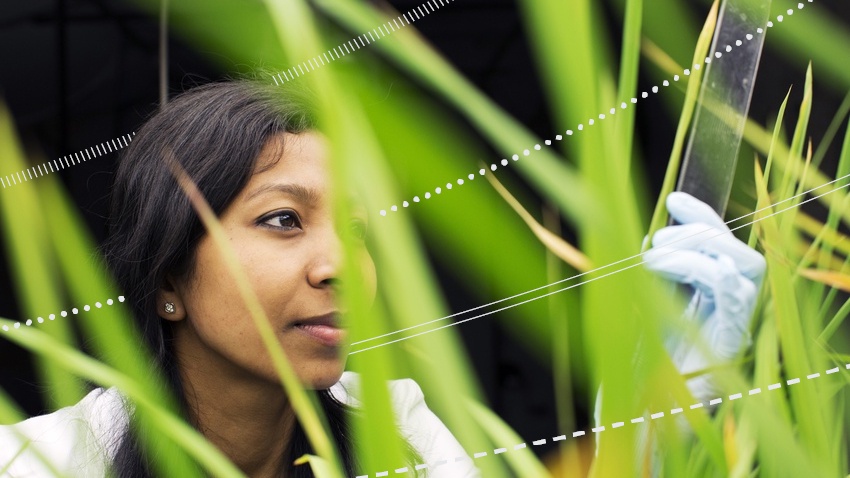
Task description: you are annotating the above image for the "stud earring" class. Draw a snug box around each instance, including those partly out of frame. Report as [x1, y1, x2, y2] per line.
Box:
[164, 302, 175, 314]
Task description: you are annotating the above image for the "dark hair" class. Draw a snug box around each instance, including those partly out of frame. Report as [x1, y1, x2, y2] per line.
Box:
[100, 80, 359, 477]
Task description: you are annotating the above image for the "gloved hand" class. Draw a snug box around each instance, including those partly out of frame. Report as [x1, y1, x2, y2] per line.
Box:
[644, 192, 766, 401]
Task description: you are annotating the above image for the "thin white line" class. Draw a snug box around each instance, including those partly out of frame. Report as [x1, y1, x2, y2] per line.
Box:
[787, 378, 801, 385]
[572, 431, 585, 437]
[532, 439, 546, 446]
[350, 178, 850, 353]
[729, 393, 743, 400]
[827, 367, 839, 374]
[690, 403, 703, 410]
[650, 412, 664, 419]
[612, 421, 625, 428]
[631, 417, 645, 423]
[553, 435, 566, 441]
[493, 448, 506, 454]
[768, 383, 782, 390]
[473, 452, 486, 458]
[807, 373, 820, 379]
[749, 388, 762, 395]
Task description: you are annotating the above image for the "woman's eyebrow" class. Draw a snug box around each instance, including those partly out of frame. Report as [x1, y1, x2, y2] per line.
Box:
[244, 183, 321, 207]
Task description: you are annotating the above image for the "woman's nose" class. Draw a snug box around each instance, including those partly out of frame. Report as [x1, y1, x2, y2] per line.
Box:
[307, 228, 343, 289]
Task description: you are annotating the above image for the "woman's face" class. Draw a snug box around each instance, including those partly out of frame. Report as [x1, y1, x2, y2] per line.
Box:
[162, 131, 375, 389]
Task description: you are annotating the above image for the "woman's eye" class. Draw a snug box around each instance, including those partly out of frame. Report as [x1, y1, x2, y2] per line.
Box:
[261, 210, 302, 230]
[350, 220, 368, 241]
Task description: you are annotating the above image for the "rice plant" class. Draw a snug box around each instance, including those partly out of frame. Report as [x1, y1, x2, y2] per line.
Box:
[1, 0, 850, 477]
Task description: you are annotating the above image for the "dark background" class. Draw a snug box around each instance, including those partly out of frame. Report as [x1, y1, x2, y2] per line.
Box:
[1, 0, 849, 465]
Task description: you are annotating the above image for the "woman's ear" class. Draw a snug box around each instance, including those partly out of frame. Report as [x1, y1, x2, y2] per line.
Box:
[156, 274, 187, 322]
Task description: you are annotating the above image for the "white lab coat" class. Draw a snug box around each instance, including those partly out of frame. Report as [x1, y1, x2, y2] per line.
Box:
[0, 372, 480, 477]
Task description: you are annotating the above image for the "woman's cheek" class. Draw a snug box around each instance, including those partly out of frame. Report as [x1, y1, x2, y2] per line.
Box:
[361, 251, 377, 301]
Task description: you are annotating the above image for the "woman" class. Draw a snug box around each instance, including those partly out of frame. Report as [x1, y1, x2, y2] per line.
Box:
[0, 81, 479, 477]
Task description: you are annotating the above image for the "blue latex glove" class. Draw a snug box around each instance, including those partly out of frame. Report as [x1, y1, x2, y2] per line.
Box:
[644, 192, 766, 400]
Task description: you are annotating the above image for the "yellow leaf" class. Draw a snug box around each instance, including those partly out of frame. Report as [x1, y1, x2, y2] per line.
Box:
[723, 414, 738, 473]
[485, 171, 592, 272]
[798, 269, 850, 293]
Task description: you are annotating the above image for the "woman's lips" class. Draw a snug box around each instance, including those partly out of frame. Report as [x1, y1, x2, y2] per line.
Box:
[293, 313, 345, 347]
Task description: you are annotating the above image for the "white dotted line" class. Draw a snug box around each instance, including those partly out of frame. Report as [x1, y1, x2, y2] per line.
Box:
[354, 360, 849, 477]
[0, 133, 135, 190]
[0, 297, 125, 332]
[271, 0, 454, 86]
[377, 0, 814, 218]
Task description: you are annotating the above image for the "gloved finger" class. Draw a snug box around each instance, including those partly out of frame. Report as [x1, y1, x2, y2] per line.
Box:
[644, 248, 759, 312]
[667, 192, 729, 231]
[644, 248, 726, 298]
[651, 223, 766, 283]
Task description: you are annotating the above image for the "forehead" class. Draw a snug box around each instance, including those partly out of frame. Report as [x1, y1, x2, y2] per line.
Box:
[252, 131, 329, 181]
[240, 131, 365, 211]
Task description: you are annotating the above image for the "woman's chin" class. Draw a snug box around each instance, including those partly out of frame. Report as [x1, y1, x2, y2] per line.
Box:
[308, 371, 346, 390]
[298, 359, 347, 390]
